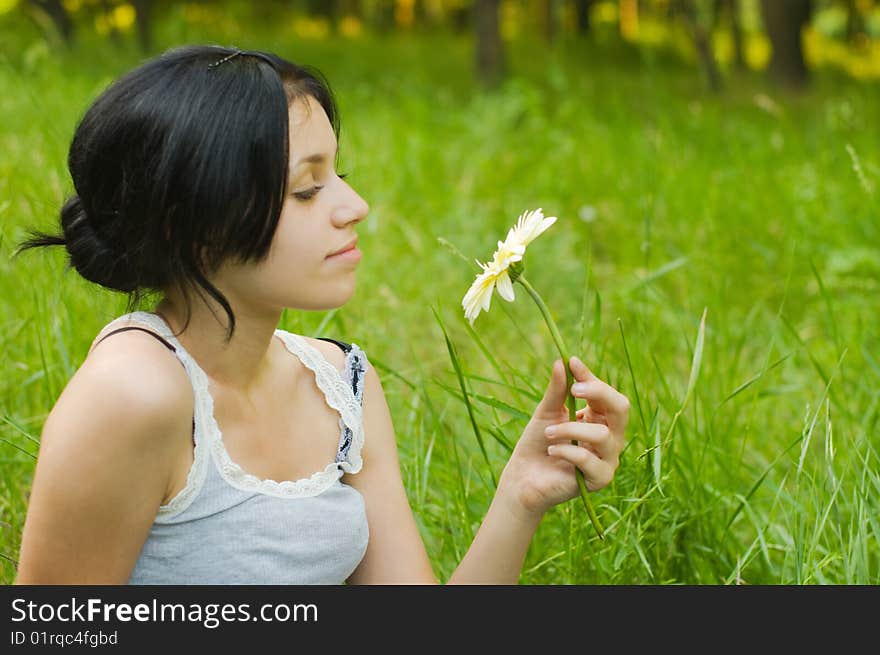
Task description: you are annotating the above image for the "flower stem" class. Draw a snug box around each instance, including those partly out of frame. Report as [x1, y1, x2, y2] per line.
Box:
[517, 274, 605, 540]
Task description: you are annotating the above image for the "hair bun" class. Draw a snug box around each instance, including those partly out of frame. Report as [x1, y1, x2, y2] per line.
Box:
[60, 195, 139, 292]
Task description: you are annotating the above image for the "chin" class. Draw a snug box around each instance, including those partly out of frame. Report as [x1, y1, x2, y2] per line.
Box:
[295, 285, 356, 311]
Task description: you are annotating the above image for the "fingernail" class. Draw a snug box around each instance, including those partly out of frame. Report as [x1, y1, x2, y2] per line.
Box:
[545, 426, 557, 436]
[572, 382, 588, 394]
[547, 445, 557, 455]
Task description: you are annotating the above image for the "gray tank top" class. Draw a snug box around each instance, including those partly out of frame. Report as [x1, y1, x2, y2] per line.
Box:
[96, 312, 370, 585]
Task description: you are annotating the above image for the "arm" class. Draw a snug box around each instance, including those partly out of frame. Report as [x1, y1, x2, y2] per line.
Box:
[344, 365, 438, 584]
[444, 474, 544, 584]
[345, 364, 542, 584]
[346, 355, 628, 585]
[14, 337, 192, 584]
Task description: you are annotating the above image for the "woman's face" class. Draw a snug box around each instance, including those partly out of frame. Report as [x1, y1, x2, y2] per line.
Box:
[212, 94, 369, 314]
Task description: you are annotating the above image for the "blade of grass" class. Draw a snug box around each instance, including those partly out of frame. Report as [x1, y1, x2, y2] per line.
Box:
[431, 305, 497, 488]
[798, 349, 848, 479]
[486, 424, 514, 453]
[432, 381, 531, 421]
[0, 437, 36, 460]
[718, 352, 793, 407]
[459, 312, 511, 387]
[724, 348, 847, 537]
[809, 257, 841, 352]
[660, 307, 707, 451]
[312, 308, 339, 338]
[369, 357, 417, 391]
[459, 372, 541, 402]
[32, 286, 55, 409]
[624, 256, 689, 294]
[1, 414, 40, 447]
[779, 313, 828, 385]
[652, 408, 663, 494]
[618, 317, 648, 444]
[578, 258, 592, 355]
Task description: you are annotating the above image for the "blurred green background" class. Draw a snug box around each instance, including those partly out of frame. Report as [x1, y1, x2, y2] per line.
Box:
[1, 0, 878, 584]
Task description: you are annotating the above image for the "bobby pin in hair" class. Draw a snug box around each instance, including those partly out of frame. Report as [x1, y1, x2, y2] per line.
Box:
[208, 50, 244, 69]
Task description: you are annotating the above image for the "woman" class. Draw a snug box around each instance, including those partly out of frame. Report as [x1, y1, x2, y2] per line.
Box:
[13, 45, 629, 584]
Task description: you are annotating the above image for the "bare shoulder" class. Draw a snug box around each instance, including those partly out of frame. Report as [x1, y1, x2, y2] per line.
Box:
[15, 324, 194, 583]
[46, 322, 194, 443]
[80, 321, 193, 412]
[301, 335, 349, 372]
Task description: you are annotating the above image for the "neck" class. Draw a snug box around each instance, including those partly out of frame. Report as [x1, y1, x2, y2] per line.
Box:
[154, 291, 284, 398]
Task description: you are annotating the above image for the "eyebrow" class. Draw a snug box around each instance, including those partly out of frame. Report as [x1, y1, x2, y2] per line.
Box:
[292, 143, 339, 168]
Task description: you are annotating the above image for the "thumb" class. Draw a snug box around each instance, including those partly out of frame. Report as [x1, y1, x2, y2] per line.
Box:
[536, 358, 568, 418]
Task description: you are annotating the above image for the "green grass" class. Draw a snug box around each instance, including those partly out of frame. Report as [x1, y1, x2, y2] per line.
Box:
[1, 11, 878, 584]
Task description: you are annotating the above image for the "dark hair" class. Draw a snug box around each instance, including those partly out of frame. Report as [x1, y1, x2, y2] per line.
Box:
[13, 45, 340, 342]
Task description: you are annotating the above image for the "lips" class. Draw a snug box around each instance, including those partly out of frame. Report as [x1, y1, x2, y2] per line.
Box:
[328, 237, 358, 257]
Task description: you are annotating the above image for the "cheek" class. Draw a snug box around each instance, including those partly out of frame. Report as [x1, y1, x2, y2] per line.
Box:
[259, 214, 327, 286]
[269, 207, 312, 260]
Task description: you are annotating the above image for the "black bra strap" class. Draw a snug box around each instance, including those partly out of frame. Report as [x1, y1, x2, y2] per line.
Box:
[94, 326, 177, 352]
[316, 336, 352, 354]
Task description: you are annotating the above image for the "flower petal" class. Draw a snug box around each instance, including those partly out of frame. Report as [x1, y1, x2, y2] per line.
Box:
[462, 268, 495, 324]
[480, 278, 495, 311]
[535, 215, 557, 238]
[496, 271, 515, 302]
[462, 209, 557, 323]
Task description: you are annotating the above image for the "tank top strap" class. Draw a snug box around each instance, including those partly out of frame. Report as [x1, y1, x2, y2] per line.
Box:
[274, 331, 369, 475]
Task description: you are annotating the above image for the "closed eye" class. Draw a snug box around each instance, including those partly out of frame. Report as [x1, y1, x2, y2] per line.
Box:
[292, 172, 349, 202]
[293, 186, 323, 201]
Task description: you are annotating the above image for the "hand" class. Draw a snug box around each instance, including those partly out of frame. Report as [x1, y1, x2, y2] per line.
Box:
[499, 356, 630, 518]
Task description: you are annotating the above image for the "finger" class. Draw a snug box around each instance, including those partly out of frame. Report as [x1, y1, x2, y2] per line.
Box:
[568, 355, 629, 416]
[580, 407, 609, 425]
[569, 355, 599, 383]
[576, 406, 609, 422]
[570, 379, 630, 429]
[545, 421, 615, 459]
[546, 444, 615, 491]
[535, 359, 568, 419]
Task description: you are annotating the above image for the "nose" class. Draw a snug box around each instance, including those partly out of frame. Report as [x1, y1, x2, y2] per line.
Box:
[332, 181, 369, 228]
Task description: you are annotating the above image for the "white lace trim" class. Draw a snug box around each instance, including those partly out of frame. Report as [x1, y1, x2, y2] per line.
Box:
[334, 342, 367, 465]
[274, 331, 366, 475]
[102, 312, 210, 519]
[108, 313, 367, 502]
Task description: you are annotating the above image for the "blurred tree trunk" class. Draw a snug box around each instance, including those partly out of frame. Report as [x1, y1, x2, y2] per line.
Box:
[680, 0, 722, 91]
[760, 0, 812, 87]
[450, 2, 472, 33]
[540, 0, 557, 44]
[475, 0, 505, 88]
[306, 0, 337, 19]
[340, 0, 362, 20]
[721, 0, 746, 70]
[28, 0, 74, 45]
[574, 0, 593, 34]
[306, 0, 339, 31]
[844, 0, 865, 42]
[99, 0, 122, 45]
[132, 0, 152, 53]
[412, 0, 427, 29]
[372, 0, 395, 33]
